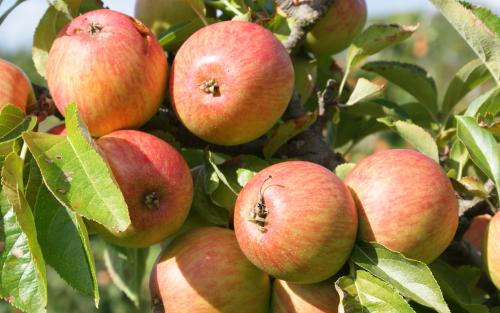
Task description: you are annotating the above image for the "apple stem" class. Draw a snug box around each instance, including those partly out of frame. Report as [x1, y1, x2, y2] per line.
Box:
[199, 79, 220, 95]
[144, 192, 160, 210]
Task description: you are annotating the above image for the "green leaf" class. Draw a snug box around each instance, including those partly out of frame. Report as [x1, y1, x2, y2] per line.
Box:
[346, 78, 384, 106]
[0, 105, 36, 155]
[23, 104, 130, 232]
[363, 61, 438, 116]
[465, 88, 500, 117]
[335, 163, 356, 181]
[191, 166, 230, 227]
[78, 0, 104, 13]
[32, 0, 82, 77]
[456, 115, 500, 201]
[0, 153, 47, 313]
[103, 244, 149, 308]
[430, 260, 489, 313]
[351, 242, 450, 313]
[448, 140, 469, 179]
[335, 268, 416, 313]
[207, 151, 238, 195]
[392, 120, 439, 162]
[26, 162, 99, 305]
[442, 59, 492, 119]
[430, 0, 500, 86]
[263, 113, 317, 159]
[341, 23, 419, 93]
[158, 19, 210, 51]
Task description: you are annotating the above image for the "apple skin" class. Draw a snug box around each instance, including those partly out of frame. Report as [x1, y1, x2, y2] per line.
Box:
[293, 57, 318, 106]
[272, 279, 339, 313]
[463, 214, 491, 250]
[483, 213, 500, 289]
[149, 227, 271, 313]
[93, 130, 193, 248]
[305, 0, 367, 56]
[47, 9, 167, 137]
[134, 0, 205, 50]
[345, 149, 458, 263]
[47, 124, 67, 135]
[170, 21, 294, 146]
[0, 59, 36, 112]
[234, 161, 358, 284]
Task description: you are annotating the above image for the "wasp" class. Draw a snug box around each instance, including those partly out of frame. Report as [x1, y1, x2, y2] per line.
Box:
[249, 175, 274, 233]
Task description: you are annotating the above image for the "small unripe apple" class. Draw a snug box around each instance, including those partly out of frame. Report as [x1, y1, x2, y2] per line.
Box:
[134, 0, 205, 50]
[345, 149, 458, 263]
[463, 214, 491, 250]
[47, 9, 167, 137]
[234, 161, 357, 284]
[170, 21, 294, 145]
[483, 213, 500, 289]
[272, 279, 339, 313]
[293, 57, 318, 106]
[305, 0, 367, 56]
[150, 227, 271, 312]
[93, 130, 193, 248]
[0, 58, 36, 112]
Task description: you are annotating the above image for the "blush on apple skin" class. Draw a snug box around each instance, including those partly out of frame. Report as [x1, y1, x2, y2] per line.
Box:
[150, 227, 271, 313]
[47, 9, 167, 137]
[305, 0, 367, 56]
[93, 130, 193, 248]
[170, 20, 294, 146]
[0, 58, 36, 112]
[47, 124, 67, 135]
[463, 214, 491, 251]
[345, 149, 458, 264]
[272, 279, 339, 313]
[483, 213, 500, 290]
[234, 161, 358, 284]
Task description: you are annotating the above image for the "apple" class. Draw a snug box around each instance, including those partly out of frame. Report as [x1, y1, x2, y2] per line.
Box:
[305, 0, 367, 56]
[170, 21, 294, 146]
[293, 57, 318, 106]
[0, 58, 36, 112]
[345, 149, 458, 263]
[47, 9, 167, 137]
[92, 130, 193, 248]
[272, 279, 339, 313]
[47, 124, 67, 135]
[483, 213, 500, 289]
[134, 0, 205, 50]
[234, 161, 357, 284]
[150, 227, 271, 312]
[463, 214, 491, 251]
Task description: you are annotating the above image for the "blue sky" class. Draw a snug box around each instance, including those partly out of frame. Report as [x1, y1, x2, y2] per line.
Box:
[0, 0, 499, 53]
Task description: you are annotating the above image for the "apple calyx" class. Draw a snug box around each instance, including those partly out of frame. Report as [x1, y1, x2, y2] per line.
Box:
[199, 79, 220, 95]
[144, 191, 161, 210]
[87, 22, 104, 35]
[249, 175, 273, 233]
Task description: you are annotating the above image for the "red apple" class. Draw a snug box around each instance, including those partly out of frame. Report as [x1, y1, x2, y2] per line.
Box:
[345, 149, 458, 263]
[170, 21, 294, 146]
[272, 279, 339, 313]
[93, 130, 193, 248]
[463, 214, 491, 251]
[150, 227, 271, 312]
[47, 9, 167, 137]
[234, 161, 357, 284]
[47, 124, 67, 135]
[483, 213, 500, 289]
[305, 0, 367, 56]
[134, 0, 205, 50]
[0, 59, 36, 112]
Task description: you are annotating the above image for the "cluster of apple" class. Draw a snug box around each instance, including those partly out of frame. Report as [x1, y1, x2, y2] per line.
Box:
[1, 0, 499, 312]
